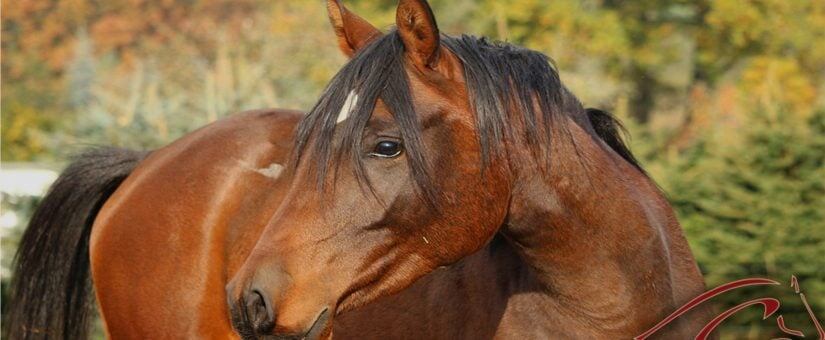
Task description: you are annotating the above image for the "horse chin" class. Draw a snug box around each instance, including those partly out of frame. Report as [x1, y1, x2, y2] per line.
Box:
[335, 289, 370, 316]
[304, 308, 332, 339]
[335, 278, 390, 317]
[229, 309, 331, 340]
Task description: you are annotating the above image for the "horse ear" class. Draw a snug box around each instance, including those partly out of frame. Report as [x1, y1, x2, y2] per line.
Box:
[327, 0, 382, 58]
[396, 0, 440, 69]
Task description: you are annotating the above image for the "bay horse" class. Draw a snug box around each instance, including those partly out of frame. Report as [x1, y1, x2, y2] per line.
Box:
[3, 0, 713, 339]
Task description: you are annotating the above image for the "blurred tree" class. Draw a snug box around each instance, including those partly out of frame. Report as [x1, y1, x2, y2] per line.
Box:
[698, 0, 825, 84]
[469, 0, 695, 122]
[661, 108, 825, 335]
[1, 0, 266, 161]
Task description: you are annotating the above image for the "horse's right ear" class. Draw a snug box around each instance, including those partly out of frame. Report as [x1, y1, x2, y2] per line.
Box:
[327, 0, 382, 58]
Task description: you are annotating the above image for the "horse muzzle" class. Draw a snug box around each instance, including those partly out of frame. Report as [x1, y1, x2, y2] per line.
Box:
[226, 269, 333, 340]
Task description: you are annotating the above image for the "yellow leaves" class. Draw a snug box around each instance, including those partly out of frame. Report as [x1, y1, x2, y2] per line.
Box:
[703, 0, 825, 63]
[706, 0, 764, 48]
[0, 102, 51, 162]
[494, 0, 628, 66]
[740, 57, 817, 118]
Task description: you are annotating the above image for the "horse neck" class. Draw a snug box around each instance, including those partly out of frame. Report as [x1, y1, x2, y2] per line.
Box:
[502, 117, 680, 331]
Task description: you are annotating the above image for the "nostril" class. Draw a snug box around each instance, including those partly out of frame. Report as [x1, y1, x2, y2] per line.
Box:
[246, 288, 275, 334]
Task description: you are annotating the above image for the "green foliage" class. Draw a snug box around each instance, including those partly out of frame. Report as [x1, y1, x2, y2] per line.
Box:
[656, 109, 825, 336]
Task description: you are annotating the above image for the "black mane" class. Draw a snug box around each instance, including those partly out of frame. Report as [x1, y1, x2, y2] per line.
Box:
[293, 30, 645, 202]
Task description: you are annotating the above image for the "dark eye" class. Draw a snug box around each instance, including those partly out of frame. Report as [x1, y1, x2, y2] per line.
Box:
[371, 140, 402, 158]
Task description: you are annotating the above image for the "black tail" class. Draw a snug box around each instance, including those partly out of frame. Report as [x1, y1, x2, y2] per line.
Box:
[585, 108, 647, 174]
[3, 148, 146, 340]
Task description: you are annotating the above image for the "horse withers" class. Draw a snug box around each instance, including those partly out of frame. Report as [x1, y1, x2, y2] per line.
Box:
[4, 0, 712, 339]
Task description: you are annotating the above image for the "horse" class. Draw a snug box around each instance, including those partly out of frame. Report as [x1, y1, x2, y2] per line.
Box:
[3, 0, 714, 339]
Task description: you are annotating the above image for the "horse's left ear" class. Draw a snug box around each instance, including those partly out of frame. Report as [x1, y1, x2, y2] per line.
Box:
[328, 0, 382, 58]
[396, 0, 440, 70]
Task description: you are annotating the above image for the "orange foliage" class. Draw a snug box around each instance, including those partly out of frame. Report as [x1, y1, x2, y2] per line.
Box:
[2, 0, 264, 76]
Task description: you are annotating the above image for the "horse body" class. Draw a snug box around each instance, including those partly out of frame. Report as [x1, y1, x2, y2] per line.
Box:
[88, 108, 705, 340]
[4, 1, 714, 339]
[4, 109, 708, 340]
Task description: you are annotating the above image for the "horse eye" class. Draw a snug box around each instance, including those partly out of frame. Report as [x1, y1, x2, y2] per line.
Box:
[371, 140, 402, 158]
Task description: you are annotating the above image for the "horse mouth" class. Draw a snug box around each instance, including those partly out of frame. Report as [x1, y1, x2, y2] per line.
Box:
[230, 307, 330, 340]
[303, 308, 330, 339]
